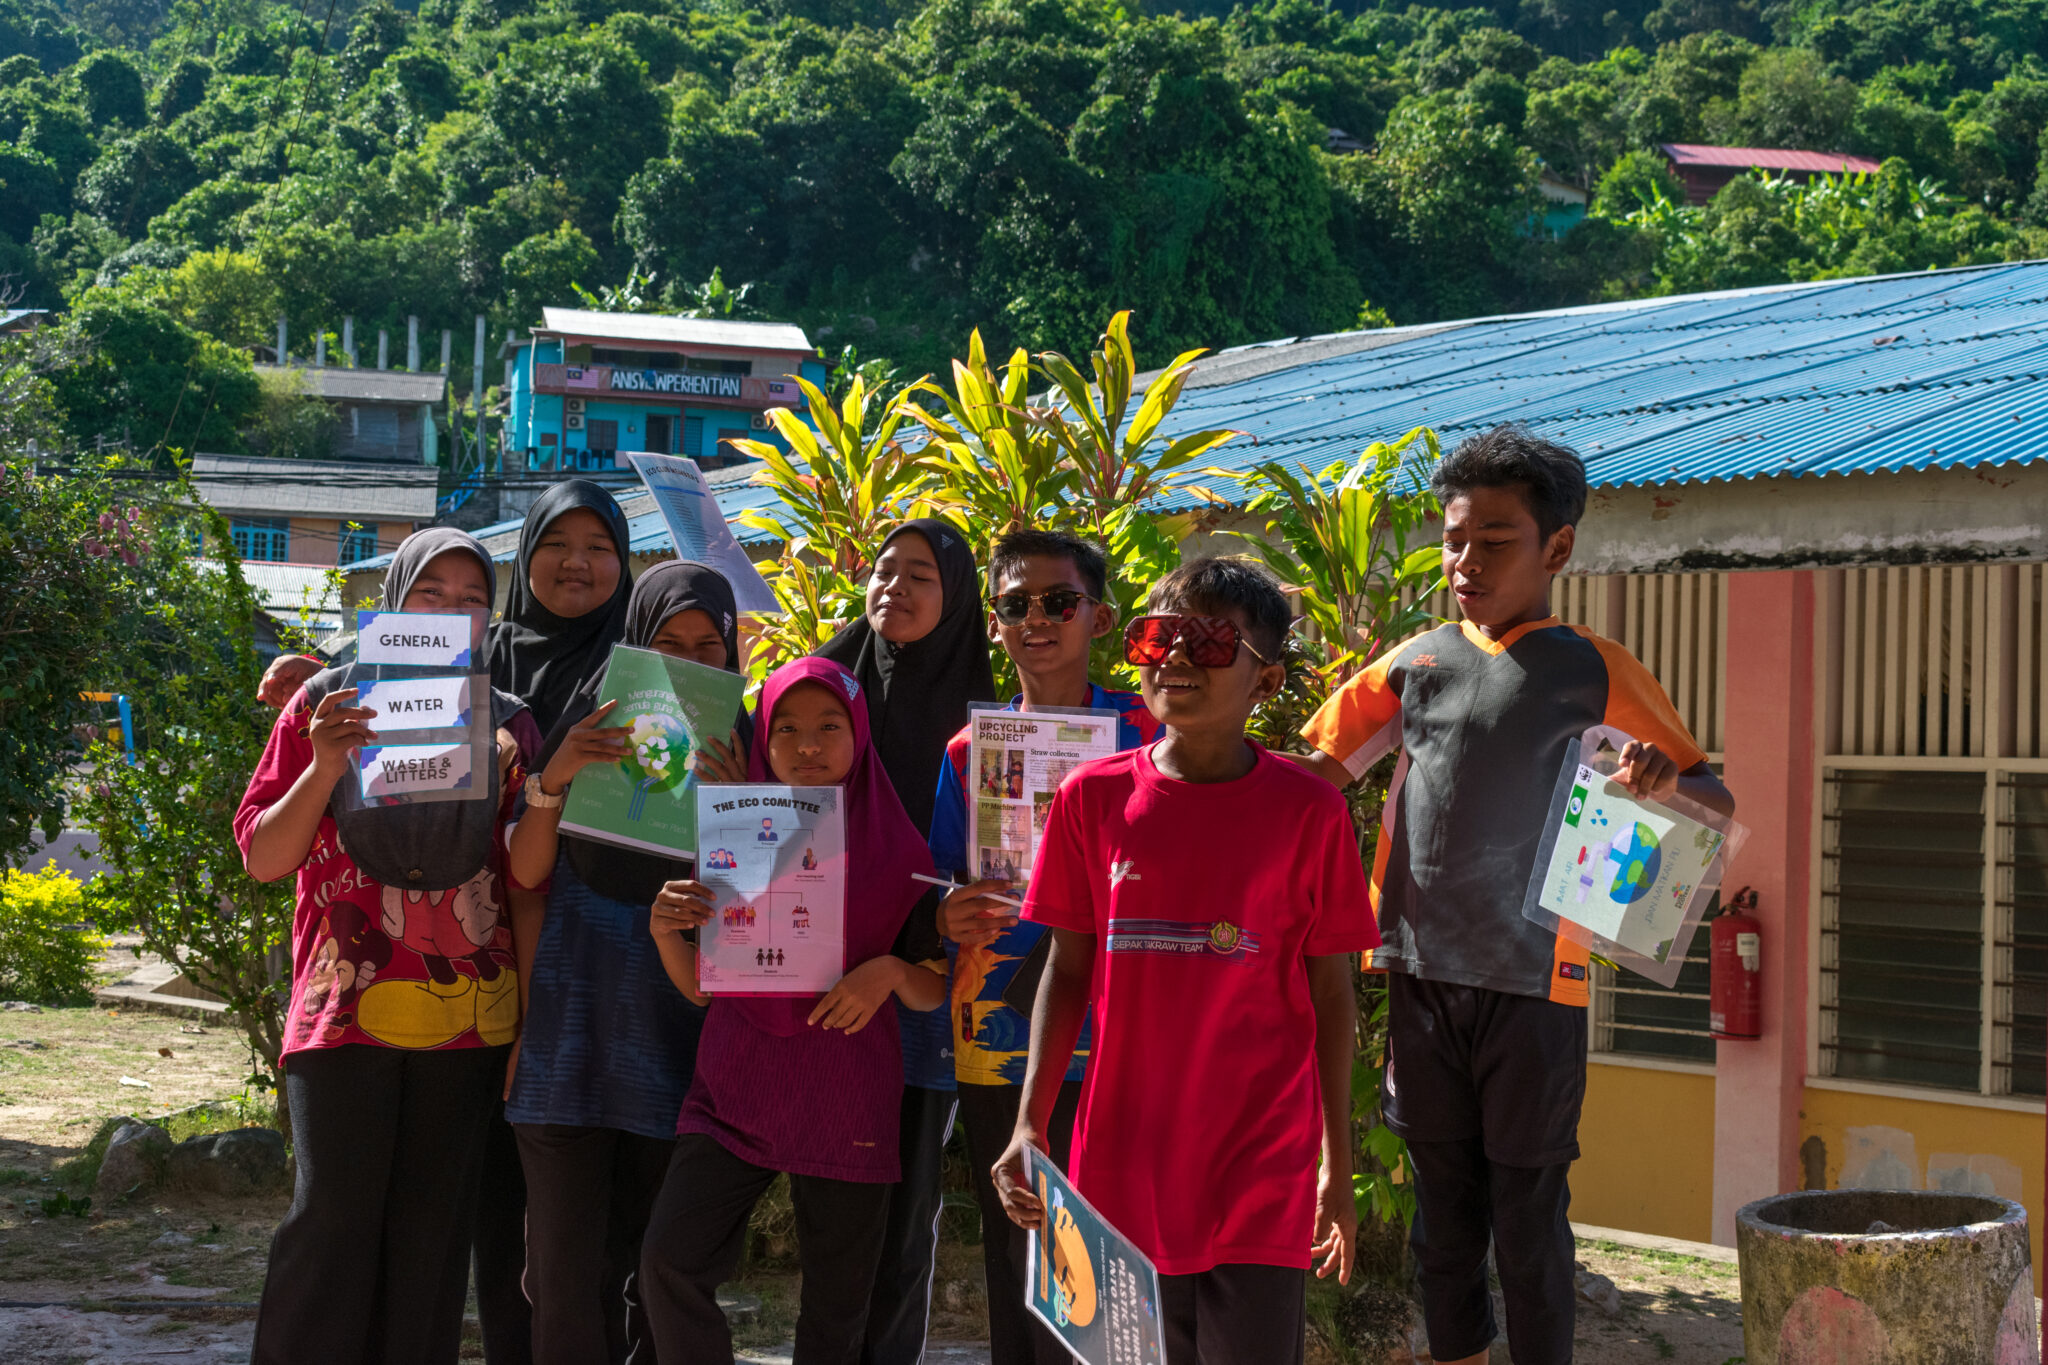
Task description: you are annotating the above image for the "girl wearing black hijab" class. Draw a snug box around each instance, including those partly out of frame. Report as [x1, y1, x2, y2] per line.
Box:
[501, 561, 749, 1365]
[816, 518, 997, 1365]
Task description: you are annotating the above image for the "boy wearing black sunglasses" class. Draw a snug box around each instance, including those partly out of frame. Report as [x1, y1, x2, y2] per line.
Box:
[929, 528, 1160, 1365]
[989, 556, 1379, 1365]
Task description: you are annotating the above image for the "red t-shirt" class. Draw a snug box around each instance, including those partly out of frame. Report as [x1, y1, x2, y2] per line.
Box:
[233, 691, 543, 1059]
[1021, 743, 1379, 1274]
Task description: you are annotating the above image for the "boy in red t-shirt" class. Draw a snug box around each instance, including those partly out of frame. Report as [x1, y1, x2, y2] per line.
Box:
[992, 557, 1379, 1364]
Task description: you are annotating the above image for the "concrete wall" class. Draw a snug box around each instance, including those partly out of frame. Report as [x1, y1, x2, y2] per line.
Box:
[1574, 1060, 1717, 1241]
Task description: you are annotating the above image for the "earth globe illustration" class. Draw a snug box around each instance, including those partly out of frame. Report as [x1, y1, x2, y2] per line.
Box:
[1606, 822, 1663, 904]
[623, 712, 693, 820]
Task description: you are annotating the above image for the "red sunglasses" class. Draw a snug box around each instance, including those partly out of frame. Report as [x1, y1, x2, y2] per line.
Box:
[1123, 614, 1273, 669]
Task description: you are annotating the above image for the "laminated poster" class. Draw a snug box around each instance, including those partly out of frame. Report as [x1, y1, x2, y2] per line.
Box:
[355, 609, 481, 667]
[358, 741, 473, 800]
[964, 706, 1120, 884]
[694, 785, 846, 996]
[1024, 1144, 1167, 1365]
[556, 645, 750, 860]
[626, 454, 779, 615]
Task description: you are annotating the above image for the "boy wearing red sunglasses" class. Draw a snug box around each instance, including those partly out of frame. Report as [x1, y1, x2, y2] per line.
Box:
[990, 556, 1379, 1364]
[1293, 426, 1734, 1365]
[930, 528, 1159, 1365]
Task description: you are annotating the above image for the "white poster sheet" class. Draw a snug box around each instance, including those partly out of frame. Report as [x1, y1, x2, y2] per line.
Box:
[626, 454, 779, 615]
[355, 609, 484, 667]
[694, 785, 846, 995]
[358, 741, 474, 799]
[964, 706, 1119, 885]
[355, 674, 473, 731]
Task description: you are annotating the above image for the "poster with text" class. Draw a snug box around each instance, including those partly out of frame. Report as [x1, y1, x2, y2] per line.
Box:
[626, 453, 779, 614]
[557, 645, 749, 860]
[963, 707, 1119, 885]
[1024, 1144, 1167, 1365]
[694, 784, 845, 996]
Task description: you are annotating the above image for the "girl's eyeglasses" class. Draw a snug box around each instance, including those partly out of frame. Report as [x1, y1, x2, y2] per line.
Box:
[990, 589, 1098, 626]
[1122, 614, 1272, 669]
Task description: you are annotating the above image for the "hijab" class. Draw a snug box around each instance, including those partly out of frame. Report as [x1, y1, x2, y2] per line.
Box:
[485, 479, 634, 733]
[814, 518, 997, 836]
[731, 656, 935, 1036]
[538, 560, 750, 905]
[304, 527, 529, 891]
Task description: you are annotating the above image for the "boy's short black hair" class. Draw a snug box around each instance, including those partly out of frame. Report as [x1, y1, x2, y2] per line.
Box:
[1145, 556, 1289, 662]
[989, 528, 1109, 601]
[1432, 425, 1589, 540]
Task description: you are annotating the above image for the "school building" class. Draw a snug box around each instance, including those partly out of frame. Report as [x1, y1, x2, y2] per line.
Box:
[1146, 259, 2048, 1272]
[503, 308, 827, 474]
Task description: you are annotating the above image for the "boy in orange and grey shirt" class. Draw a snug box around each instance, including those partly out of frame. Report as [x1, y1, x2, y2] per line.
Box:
[1294, 425, 1734, 1365]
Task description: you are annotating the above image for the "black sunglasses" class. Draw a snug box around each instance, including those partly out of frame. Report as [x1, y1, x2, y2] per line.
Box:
[990, 588, 1099, 627]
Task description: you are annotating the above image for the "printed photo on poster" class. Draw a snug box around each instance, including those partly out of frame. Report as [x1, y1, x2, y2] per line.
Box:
[1024, 1144, 1166, 1365]
[964, 707, 1119, 887]
[694, 785, 846, 996]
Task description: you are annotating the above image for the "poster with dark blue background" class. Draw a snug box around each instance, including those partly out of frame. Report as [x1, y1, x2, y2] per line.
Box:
[1023, 1144, 1167, 1365]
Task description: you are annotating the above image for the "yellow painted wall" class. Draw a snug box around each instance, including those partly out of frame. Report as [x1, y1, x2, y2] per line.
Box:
[1801, 1086, 2045, 1291]
[1572, 1061, 1717, 1243]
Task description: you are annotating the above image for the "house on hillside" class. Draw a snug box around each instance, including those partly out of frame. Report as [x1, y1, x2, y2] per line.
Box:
[191, 454, 439, 567]
[504, 308, 828, 477]
[253, 364, 447, 464]
[0, 308, 52, 335]
[1658, 143, 1885, 206]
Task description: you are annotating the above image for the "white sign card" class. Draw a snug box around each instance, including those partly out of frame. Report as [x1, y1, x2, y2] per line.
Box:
[693, 785, 846, 995]
[626, 454, 779, 615]
[356, 610, 480, 667]
[358, 741, 475, 800]
[964, 707, 1120, 885]
[355, 674, 473, 731]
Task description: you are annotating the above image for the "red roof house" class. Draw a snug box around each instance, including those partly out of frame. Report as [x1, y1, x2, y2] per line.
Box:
[1658, 144, 1886, 206]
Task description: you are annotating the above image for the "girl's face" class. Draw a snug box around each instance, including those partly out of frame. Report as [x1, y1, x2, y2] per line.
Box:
[400, 550, 491, 612]
[650, 608, 732, 670]
[766, 681, 857, 786]
[865, 531, 943, 645]
[529, 507, 622, 619]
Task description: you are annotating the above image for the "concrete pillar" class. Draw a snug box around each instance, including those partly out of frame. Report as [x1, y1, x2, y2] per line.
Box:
[377, 330, 390, 371]
[439, 329, 452, 371]
[407, 315, 419, 370]
[1711, 569, 1818, 1246]
[342, 317, 355, 367]
[472, 315, 486, 418]
[314, 332, 325, 367]
[276, 317, 287, 363]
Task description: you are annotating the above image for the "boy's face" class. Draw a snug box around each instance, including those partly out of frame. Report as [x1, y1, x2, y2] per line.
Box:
[1441, 485, 1574, 631]
[1135, 601, 1285, 736]
[988, 554, 1114, 684]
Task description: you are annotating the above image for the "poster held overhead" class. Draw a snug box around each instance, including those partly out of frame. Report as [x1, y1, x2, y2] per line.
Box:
[693, 784, 846, 996]
[1023, 1143, 1168, 1365]
[1521, 724, 1749, 988]
[626, 453, 779, 614]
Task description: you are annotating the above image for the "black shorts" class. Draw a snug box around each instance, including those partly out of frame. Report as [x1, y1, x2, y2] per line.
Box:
[1382, 972, 1588, 1167]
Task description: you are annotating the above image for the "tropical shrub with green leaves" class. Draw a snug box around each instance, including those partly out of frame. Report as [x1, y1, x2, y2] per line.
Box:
[0, 862, 105, 1004]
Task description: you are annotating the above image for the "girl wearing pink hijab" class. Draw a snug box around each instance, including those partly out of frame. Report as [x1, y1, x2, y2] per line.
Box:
[639, 657, 946, 1361]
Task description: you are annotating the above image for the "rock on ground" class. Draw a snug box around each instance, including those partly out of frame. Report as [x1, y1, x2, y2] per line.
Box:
[169, 1129, 289, 1197]
[95, 1120, 172, 1202]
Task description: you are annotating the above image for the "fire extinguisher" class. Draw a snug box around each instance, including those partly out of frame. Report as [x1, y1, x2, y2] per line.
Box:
[1710, 887, 1762, 1040]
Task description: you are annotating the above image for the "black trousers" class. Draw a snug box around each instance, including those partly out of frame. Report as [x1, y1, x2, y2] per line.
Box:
[860, 1083, 959, 1365]
[1157, 1262, 1306, 1365]
[515, 1124, 675, 1365]
[1406, 1140, 1575, 1364]
[254, 1043, 504, 1365]
[641, 1132, 893, 1364]
[476, 1097, 533, 1365]
[955, 1080, 1083, 1365]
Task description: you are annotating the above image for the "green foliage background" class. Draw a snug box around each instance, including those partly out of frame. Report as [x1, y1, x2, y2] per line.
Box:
[6, 0, 2048, 451]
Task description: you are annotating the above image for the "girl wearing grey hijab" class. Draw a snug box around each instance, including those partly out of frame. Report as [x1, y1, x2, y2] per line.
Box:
[235, 527, 548, 1365]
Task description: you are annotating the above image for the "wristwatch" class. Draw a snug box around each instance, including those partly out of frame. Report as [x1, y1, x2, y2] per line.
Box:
[523, 773, 567, 809]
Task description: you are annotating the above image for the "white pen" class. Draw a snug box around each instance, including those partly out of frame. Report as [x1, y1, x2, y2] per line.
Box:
[911, 872, 1024, 909]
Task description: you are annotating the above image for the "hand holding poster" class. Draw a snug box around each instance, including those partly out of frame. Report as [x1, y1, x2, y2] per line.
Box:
[625, 454, 779, 614]
[1522, 724, 1748, 987]
[1024, 1144, 1167, 1365]
[964, 706, 1120, 884]
[557, 645, 751, 860]
[694, 785, 845, 995]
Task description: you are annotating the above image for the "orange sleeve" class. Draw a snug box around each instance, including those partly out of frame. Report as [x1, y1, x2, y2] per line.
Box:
[1299, 638, 1411, 780]
[1581, 630, 1709, 771]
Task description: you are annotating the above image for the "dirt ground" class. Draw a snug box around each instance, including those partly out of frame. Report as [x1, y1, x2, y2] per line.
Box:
[1572, 1239, 1745, 1364]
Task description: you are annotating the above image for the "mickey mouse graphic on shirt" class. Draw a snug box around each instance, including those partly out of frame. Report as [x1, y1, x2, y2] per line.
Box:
[355, 867, 519, 1048]
[299, 902, 393, 1046]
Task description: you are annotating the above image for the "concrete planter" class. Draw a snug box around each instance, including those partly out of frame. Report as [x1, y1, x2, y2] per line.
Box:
[1736, 1189, 2038, 1365]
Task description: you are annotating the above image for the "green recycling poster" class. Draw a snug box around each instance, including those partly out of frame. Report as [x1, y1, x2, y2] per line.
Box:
[556, 644, 750, 860]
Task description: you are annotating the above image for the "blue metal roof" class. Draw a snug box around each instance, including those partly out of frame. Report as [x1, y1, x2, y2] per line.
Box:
[1154, 259, 2048, 494]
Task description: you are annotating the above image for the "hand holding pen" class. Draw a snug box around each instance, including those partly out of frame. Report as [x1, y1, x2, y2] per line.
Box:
[915, 872, 1022, 948]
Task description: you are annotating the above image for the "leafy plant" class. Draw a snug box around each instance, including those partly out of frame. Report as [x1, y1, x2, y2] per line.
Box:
[0, 862, 105, 1004]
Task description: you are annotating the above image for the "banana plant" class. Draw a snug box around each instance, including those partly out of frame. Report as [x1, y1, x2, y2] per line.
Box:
[1202, 426, 1446, 686]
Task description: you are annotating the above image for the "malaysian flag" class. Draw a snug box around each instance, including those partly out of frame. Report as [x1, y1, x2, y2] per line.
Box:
[565, 366, 602, 390]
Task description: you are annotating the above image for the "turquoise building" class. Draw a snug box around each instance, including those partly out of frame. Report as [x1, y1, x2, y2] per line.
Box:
[505, 308, 827, 473]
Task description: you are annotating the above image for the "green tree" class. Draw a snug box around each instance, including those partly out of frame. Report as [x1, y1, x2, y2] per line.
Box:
[73, 128, 197, 237]
[71, 48, 144, 128]
[50, 295, 261, 457]
[502, 221, 599, 328]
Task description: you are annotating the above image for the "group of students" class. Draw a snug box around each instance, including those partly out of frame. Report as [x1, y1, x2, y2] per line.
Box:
[236, 422, 1733, 1365]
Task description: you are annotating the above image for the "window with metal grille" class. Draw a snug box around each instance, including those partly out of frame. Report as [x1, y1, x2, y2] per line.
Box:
[231, 518, 290, 563]
[339, 524, 379, 565]
[1592, 912, 1716, 1063]
[1820, 769, 1986, 1092]
[1998, 773, 2048, 1097]
[586, 419, 618, 455]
